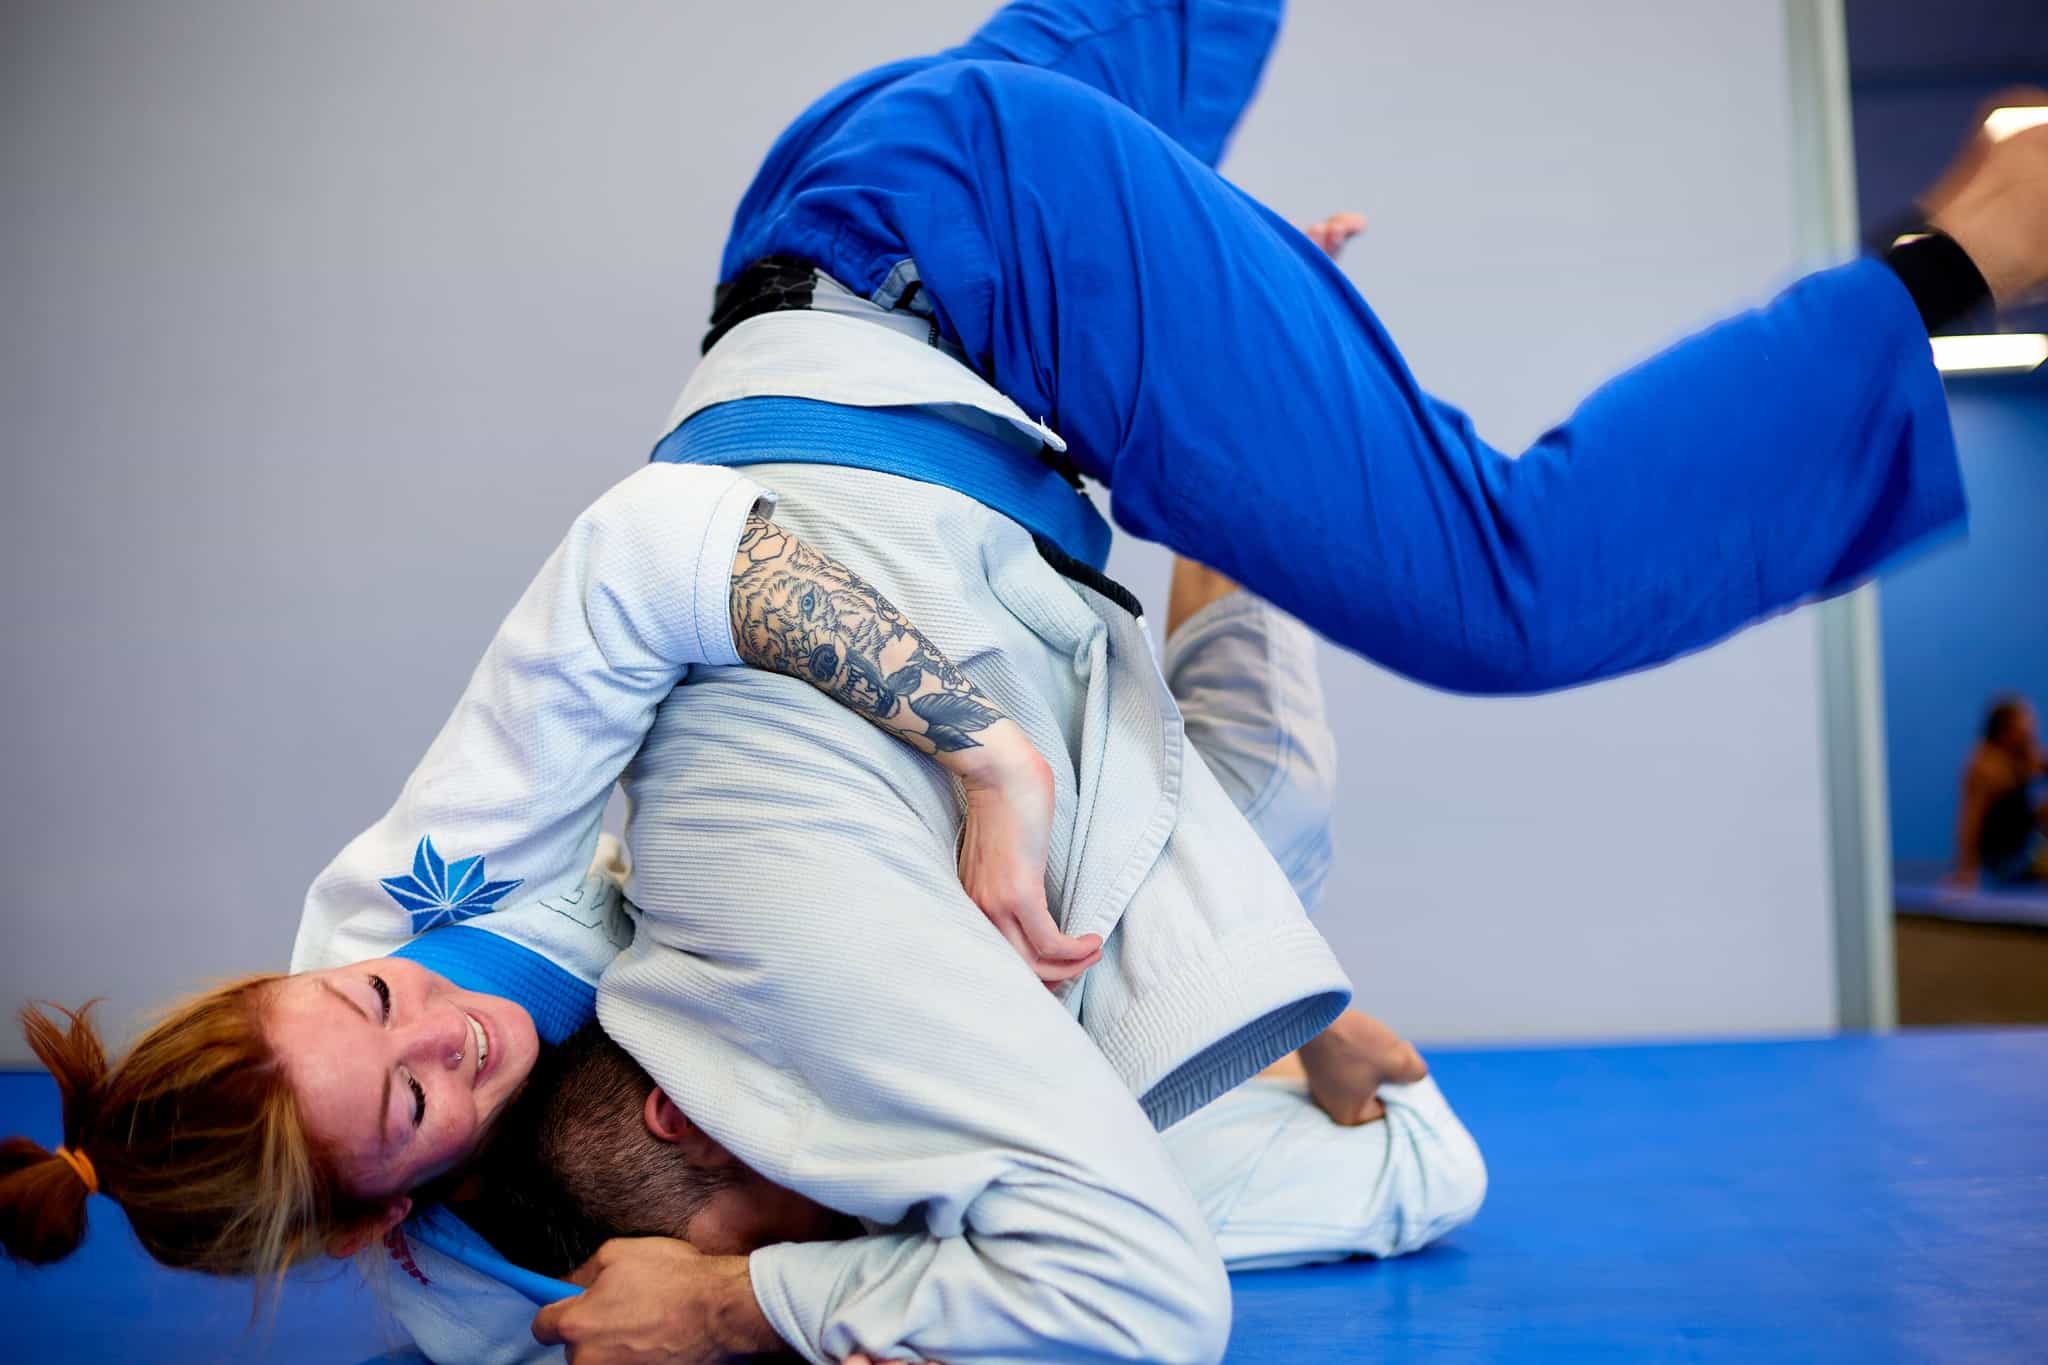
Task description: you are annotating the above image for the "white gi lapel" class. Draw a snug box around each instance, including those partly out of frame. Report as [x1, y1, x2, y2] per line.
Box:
[1053, 594, 1185, 968]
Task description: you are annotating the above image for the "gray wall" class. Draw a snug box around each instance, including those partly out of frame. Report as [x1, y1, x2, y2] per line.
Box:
[1, 0, 1836, 1062]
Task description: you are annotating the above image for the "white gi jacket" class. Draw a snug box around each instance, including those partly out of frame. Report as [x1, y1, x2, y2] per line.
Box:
[313, 569, 1483, 1364]
[291, 338, 1472, 1361]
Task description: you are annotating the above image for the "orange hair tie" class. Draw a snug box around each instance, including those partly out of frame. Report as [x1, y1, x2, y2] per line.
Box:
[54, 1145, 98, 1195]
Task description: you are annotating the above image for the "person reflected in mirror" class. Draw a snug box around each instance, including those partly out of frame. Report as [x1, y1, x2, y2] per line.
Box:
[1948, 694, 2048, 887]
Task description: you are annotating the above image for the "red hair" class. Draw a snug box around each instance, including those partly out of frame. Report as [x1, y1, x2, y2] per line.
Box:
[0, 985, 383, 1283]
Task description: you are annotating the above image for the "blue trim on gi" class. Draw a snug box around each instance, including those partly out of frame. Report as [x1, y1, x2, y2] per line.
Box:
[392, 925, 596, 1047]
[653, 396, 1114, 570]
[408, 1206, 581, 1305]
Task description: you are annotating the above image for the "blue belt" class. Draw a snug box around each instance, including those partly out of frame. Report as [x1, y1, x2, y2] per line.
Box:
[651, 395, 1113, 570]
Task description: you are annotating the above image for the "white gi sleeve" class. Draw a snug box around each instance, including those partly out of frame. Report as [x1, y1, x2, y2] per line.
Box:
[289, 463, 768, 982]
[605, 916, 1236, 1365]
[1162, 592, 1337, 911]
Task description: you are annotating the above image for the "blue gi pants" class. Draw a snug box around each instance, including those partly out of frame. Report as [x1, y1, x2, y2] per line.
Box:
[719, 0, 1965, 694]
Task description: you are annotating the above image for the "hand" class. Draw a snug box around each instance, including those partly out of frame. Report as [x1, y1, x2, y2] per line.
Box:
[1302, 210, 1367, 261]
[1296, 1009, 1429, 1127]
[953, 723, 1102, 984]
[1923, 87, 2048, 308]
[531, 1238, 781, 1364]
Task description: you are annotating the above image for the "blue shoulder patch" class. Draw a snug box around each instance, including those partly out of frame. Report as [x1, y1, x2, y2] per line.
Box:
[380, 836, 524, 933]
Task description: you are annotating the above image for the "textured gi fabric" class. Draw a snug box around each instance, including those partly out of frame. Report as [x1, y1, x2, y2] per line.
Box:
[1154, 597, 1485, 1269]
[1163, 1071, 1485, 1270]
[656, 394, 1113, 570]
[279, 440, 1353, 1360]
[355, 584, 1483, 1364]
[719, 2, 1965, 693]
[1163, 593, 1339, 913]
[661, 279, 1063, 455]
[290, 463, 766, 1023]
[282, 449, 1348, 1361]
[652, 255, 1113, 567]
[603, 462, 1348, 1362]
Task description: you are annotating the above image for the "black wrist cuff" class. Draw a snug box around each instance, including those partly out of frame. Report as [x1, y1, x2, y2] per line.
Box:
[1882, 230, 1993, 335]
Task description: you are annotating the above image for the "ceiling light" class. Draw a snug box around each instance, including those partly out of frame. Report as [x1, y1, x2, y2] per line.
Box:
[1931, 333, 2048, 375]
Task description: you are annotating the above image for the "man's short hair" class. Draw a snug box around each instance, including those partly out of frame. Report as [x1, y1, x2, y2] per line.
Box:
[456, 1021, 739, 1277]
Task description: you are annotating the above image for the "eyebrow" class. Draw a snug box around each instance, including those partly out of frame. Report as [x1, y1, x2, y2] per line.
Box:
[319, 981, 392, 1148]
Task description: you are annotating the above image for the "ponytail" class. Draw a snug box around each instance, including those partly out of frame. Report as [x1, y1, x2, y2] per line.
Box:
[0, 1003, 108, 1264]
[1, 982, 380, 1281]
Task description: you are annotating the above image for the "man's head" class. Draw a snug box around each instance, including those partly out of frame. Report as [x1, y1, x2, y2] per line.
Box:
[462, 1023, 846, 1277]
[1984, 694, 2038, 756]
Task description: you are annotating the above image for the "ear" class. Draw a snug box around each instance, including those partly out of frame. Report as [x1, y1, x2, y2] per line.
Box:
[326, 1194, 412, 1259]
[642, 1087, 736, 1168]
[642, 1086, 696, 1143]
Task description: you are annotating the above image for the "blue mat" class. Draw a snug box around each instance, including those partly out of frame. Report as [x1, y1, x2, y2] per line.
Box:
[1894, 860, 2048, 928]
[6, 1030, 2043, 1363]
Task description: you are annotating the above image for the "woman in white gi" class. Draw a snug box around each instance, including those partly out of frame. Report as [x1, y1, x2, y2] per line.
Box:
[273, 554, 1486, 1365]
[0, 206, 1472, 1365]
[0, 461, 1081, 1273]
[0, 490, 1486, 1365]
[2, 498, 1488, 1363]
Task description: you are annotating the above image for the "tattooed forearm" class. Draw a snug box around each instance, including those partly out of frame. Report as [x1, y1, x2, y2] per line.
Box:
[728, 516, 1007, 757]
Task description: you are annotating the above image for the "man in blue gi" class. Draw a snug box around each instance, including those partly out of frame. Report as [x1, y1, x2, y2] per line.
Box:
[659, 2, 2045, 695]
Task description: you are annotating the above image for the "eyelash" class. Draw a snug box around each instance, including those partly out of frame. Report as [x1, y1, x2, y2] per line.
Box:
[366, 974, 424, 1127]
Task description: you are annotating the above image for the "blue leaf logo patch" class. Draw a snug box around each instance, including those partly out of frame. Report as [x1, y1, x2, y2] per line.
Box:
[380, 836, 524, 933]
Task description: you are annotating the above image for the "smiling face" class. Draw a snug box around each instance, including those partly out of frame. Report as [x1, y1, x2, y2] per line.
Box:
[265, 959, 539, 1201]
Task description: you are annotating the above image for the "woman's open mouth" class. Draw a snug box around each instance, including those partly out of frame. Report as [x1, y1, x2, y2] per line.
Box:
[463, 1010, 491, 1082]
